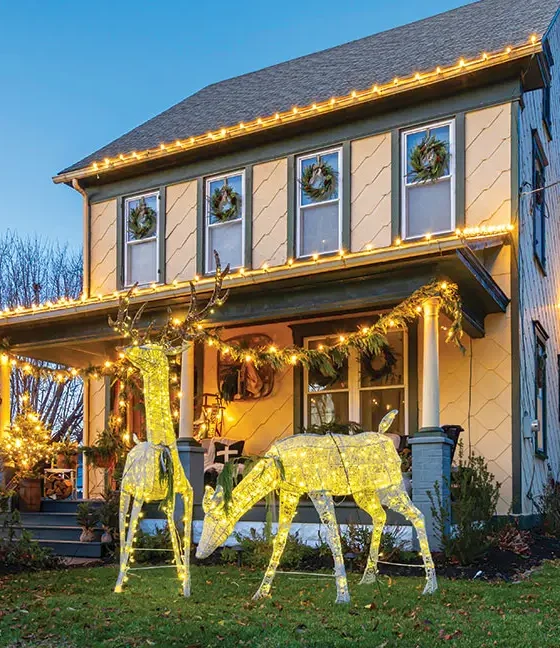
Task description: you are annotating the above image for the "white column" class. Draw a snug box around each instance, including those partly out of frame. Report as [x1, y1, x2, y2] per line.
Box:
[0, 354, 10, 438]
[178, 344, 195, 440]
[421, 297, 440, 430]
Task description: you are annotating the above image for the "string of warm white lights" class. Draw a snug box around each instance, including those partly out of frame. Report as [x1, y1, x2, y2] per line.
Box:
[0, 224, 513, 322]
[53, 38, 541, 184]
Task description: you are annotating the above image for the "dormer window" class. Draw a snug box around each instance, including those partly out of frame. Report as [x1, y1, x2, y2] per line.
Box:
[123, 191, 160, 287]
[205, 171, 245, 274]
[401, 120, 455, 240]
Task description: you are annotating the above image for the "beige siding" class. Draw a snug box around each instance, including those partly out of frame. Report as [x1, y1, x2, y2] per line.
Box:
[350, 133, 392, 252]
[418, 246, 513, 513]
[86, 377, 107, 498]
[90, 199, 117, 296]
[465, 104, 512, 227]
[252, 159, 288, 268]
[166, 181, 198, 282]
[203, 323, 293, 456]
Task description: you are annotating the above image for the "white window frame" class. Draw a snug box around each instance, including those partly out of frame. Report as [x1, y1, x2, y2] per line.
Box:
[123, 190, 160, 288]
[303, 328, 408, 435]
[205, 169, 245, 275]
[401, 119, 456, 241]
[296, 147, 343, 259]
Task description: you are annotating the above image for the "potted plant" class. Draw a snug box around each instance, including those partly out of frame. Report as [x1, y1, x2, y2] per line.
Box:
[81, 418, 124, 471]
[98, 491, 119, 544]
[54, 435, 79, 469]
[76, 502, 100, 543]
[0, 401, 53, 512]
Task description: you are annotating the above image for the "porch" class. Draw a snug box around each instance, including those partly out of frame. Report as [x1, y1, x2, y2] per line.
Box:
[0, 237, 511, 545]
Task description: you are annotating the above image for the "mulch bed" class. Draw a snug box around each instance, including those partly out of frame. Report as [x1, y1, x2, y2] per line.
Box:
[376, 533, 560, 581]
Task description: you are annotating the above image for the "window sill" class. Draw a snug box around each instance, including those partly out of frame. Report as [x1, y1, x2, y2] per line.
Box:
[402, 229, 454, 243]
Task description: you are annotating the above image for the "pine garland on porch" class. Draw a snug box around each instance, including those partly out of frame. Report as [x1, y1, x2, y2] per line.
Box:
[1, 278, 463, 382]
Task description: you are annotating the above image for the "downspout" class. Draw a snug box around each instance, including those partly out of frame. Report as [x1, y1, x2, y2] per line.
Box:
[71, 178, 90, 498]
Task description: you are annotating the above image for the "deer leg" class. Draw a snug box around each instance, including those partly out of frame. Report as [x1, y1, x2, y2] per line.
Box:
[163, 495, 185, 588]
[309, 491, 350, 604]
[115, 496, 143, 593]
[380, 486, 437, 595]
[253, 490, 300, 601]
[353, 490, 386, 585]
[180, 483, 193, 597]
[118, 491, 132, 571]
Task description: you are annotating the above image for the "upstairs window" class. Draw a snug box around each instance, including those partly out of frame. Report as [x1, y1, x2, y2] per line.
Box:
[402, 120, 455, 240]
[532, 132, 548, 269]
[206, 171, 244, 274]
[124, 191, 159, 287]
[297, 148, 342, 258]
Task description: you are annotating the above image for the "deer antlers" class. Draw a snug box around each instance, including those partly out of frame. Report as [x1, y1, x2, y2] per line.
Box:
[108, 251, 230, 351]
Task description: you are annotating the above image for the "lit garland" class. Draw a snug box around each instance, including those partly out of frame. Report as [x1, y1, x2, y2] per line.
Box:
[52, 38, 541, 184]
[0, 279, 463, 383]
[196, 409, 438, 601]
[0, 224, 513, 322]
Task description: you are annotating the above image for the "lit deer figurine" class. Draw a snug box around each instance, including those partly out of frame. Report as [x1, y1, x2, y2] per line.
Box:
[196, 410, 437, 603]
[111, 252, 229, 596]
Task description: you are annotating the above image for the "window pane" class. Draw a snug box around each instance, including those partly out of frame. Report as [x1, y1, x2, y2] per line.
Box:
[208, 220, 243, 271]
[406, 130, 426, 177]
[126, 194, 158, 242]
[307, 337, 348, 391]
[226, 174, 243, 196]
[360, 388, 405, 434]
[208, 176, 243, 226]
[406, 178, 451, 238]
[300, 202, 339, 256]
[300, 151, 339, 207]
[308, 392, 349, 427]
[127, 240, 157, 285]
[361, 330, 405, 387]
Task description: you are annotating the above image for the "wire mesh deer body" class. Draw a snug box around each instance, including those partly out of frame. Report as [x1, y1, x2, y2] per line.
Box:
[111, 252, 229, 596]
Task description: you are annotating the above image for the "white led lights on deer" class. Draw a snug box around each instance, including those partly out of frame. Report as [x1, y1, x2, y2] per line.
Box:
[197, 410, 437, 603]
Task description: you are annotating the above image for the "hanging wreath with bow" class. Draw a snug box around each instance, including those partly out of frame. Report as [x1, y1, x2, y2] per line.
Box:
[301, 157, 338, 202]
[128, 198, 157, 239]
[210, 184, 241, 222]
[408, 134, 450, 183]
[362, 345, 398, 383]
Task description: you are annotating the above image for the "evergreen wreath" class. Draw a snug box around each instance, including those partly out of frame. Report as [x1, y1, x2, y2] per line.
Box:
[128, 198, 157, 239]
[362, 345, 398, 383]
[210, 184, 241, 222]
[301, 156, 338, 202]
[408, 134, 450, 183]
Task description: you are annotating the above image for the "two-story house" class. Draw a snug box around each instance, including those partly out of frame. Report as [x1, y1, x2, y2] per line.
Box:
[1, 0, 559, 543]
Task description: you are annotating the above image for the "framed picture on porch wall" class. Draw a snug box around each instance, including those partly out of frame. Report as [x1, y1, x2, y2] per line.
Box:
[217, 334, 275, 401]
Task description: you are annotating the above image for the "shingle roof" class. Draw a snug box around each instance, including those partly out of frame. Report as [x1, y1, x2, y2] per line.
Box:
[60, 0, 559, 175]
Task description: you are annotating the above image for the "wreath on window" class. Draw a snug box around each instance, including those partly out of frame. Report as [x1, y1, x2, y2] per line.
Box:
[301, 157, 338, 202]
[210, 184, 241, 222]
[362, 345, 398, 383]
[408, 134, 450, 183]
[128, 198, 157, 239]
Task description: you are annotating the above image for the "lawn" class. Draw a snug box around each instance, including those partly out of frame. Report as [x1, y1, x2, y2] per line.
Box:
[0, 562, 559, 648]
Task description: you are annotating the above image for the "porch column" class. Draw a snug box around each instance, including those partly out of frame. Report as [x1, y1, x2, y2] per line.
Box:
[176, 344, 205, 513]
[421, 297, 440, 430]
[0, 354, 10, 485]
[178, 344, 195, 440]
[409, 296, 452, 551]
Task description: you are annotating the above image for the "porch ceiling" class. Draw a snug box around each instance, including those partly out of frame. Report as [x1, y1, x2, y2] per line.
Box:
[0, 239, 509, 366]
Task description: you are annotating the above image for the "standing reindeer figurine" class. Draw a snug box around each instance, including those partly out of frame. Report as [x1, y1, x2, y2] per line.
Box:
[111, 252, 229, 596]
[196, 410, 437, 603]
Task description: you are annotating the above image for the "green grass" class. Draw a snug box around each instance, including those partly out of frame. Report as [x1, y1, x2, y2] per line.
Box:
[0, 562, 559, 647]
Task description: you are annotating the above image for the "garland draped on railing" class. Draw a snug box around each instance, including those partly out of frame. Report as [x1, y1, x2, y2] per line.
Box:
[1, 279, 463, 383]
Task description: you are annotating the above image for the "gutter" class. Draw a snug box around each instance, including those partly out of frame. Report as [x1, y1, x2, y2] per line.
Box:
[72, 178, 90, 298]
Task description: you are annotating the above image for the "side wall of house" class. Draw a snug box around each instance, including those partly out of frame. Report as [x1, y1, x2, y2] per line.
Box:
[90, 199, 118, 296]
[517, 19, 560, 514]
[85, 377, 107, 498]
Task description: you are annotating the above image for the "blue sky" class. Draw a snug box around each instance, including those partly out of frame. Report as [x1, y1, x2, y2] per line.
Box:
[0, 0, 472, 249]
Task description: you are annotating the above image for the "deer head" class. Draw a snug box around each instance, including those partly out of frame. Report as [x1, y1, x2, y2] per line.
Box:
[108, 251, 230, 354]
[195, 485, 233, 559]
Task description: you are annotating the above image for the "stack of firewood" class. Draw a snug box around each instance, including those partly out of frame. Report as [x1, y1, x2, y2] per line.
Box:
[44, 473, 73, 500]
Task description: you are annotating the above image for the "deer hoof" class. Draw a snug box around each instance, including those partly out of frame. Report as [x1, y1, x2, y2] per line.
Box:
[422, 569, 438, 595]
[335, 593, 351, 604]
[359, 570, 377, 585]
[252, 588, 270, 601]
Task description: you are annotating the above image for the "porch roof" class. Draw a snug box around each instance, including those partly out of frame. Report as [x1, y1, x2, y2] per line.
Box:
[0, 235, 510, 367]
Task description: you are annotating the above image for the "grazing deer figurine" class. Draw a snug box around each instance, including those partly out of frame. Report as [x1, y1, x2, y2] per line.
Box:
[196, 410, 437, 603]
[111, 252, 229, 596]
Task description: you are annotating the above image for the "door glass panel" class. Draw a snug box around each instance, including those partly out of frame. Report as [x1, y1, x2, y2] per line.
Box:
[307, 392, 349, 427]
[360, 388, 405, 434]
[361, 330, 404, 388]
